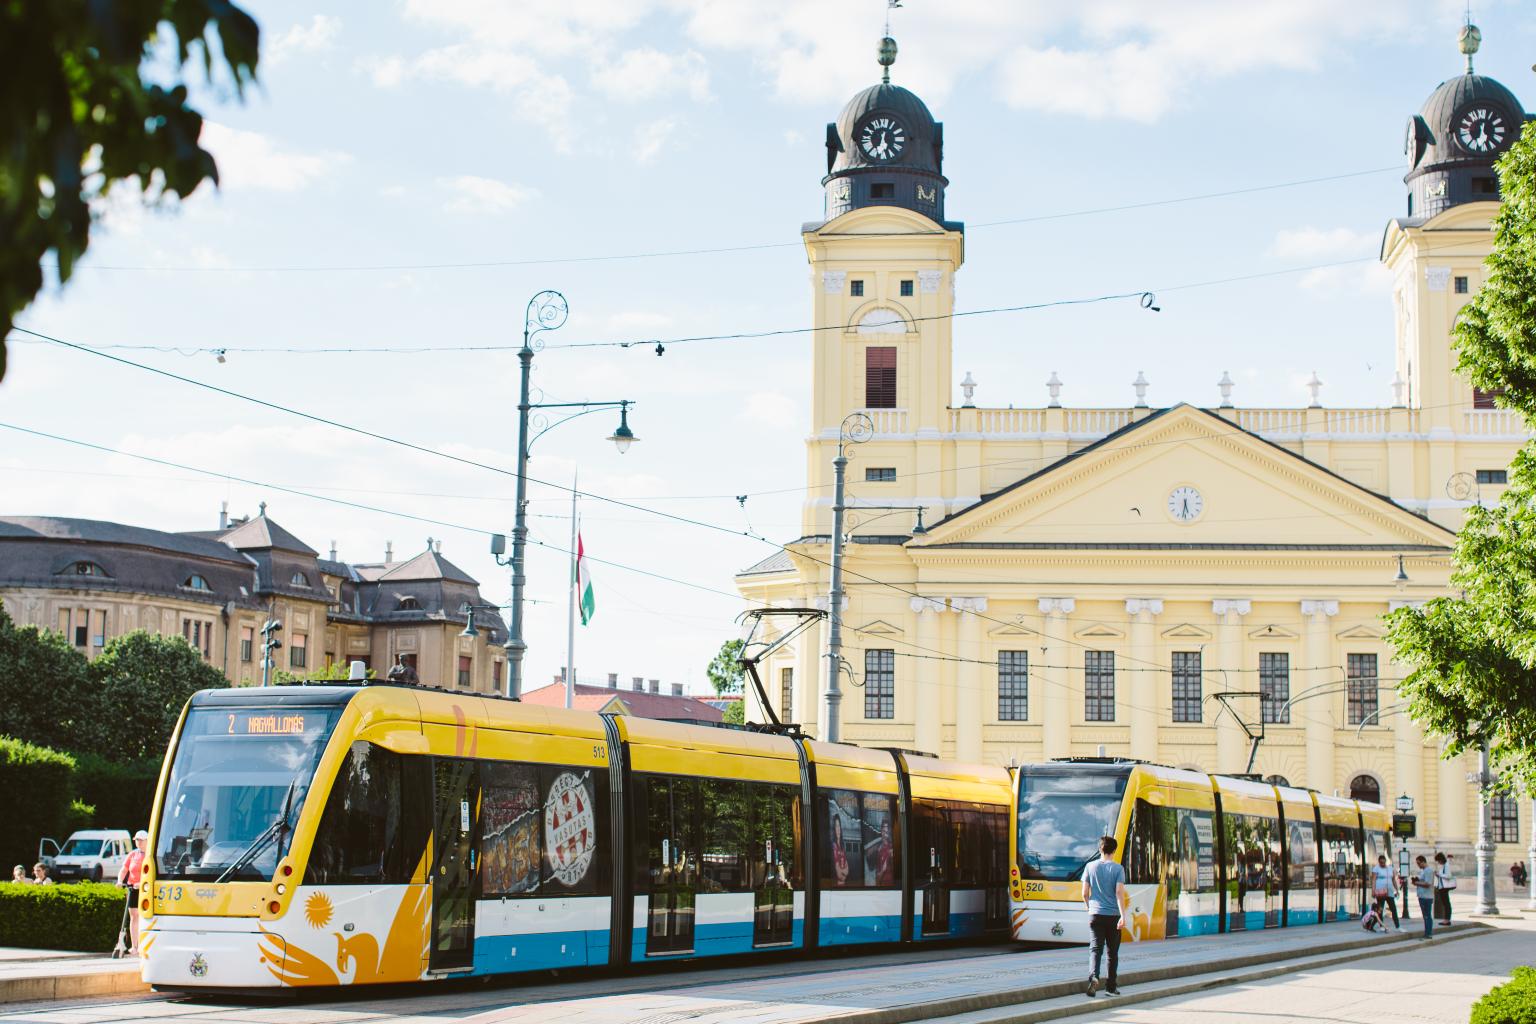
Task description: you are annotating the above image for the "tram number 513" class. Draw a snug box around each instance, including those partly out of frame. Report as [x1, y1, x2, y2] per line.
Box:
[592, 744, 607, 761]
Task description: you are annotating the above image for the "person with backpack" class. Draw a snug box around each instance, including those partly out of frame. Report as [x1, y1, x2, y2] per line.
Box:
[1411, 854, 1435, 938]
[1370, 854, 1400, 929]
[1081, 835, 1129, 998]
[1432, 852, 1455, 925]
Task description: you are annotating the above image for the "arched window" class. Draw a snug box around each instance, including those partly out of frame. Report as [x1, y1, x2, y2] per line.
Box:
[1263, 774, 1291, 787]
[856, 308, 905, 335]
[290, 571, 310, 588]
[397, 596, 420, 611]
[62, 561, 109, 577]
[183, 574, 212, 591]
[1349, 774, 1381, 804]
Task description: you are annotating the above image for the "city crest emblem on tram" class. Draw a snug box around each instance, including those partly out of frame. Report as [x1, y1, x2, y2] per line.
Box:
[189, 953, 208, 978]
[545, 771, 596, 886]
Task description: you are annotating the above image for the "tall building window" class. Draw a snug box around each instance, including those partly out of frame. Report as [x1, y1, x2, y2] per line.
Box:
[1084, 651, 1115, 722]
[1454, 275, 1469, 294]
[780, 666, 793, 723]
[899, 279, 914, 297]
[1347, 653, 1378, 725]
[1492, 795, 1519, 844]
[998, 650, 1028, 721]
[864, 649, 894, 719]
[1349, 774, 1381, 804]
[290, 632, 308, 670]
[1474, 387, 1506, 409]
[1171, 651, 1202, 723]
[850, 279, 865, 297]
[1477, 469, 1508, 485]
[1259, 652, 1290, 723]
[457, 655, 472, 688]
[865, 347, 897, 408]
[865, 467, 897, 482]
[240, 626, 254, 663]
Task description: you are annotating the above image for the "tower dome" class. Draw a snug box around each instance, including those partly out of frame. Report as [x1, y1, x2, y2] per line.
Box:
[821, 37, 948, 223]
[1403, 24, 1529, 218]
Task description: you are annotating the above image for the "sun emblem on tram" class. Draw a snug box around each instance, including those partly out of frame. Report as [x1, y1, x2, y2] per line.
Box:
[304, 892, 334, 929]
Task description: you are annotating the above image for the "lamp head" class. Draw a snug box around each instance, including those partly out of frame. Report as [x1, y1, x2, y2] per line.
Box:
[608, 403, 638, 454]
[490, 533, 506, 556]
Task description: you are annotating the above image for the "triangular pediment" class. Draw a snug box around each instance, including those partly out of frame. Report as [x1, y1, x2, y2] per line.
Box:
[1074, 622, 1125, 640]
[987, 622, 1033, 637]
[1162, 623, 1212, 640]
[914, 405, 1455, 550]
[1249, 623, 1299, 641]
[855, 619, 904, 636]
[1337, 624, 1385, 640]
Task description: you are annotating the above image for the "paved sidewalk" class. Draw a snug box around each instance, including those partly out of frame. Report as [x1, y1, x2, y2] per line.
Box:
[0, 951, 145, 1005]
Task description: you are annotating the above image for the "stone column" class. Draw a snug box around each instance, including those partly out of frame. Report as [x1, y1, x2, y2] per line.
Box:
[1126, 599, 1162, 763]
[1300, 600, 1339, 793]
[1039, 598, 1075, 760]
[1438, 744, 1470, 850]
[1213, 599, 1251, 775]
[912, 597, 946, 756]
[951, 597, 987, 763]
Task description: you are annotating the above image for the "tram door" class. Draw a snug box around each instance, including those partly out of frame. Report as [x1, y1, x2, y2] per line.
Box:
[430, 759, 480, 972]
[917, 803, 950, 936]
[644, 776, 697, 955]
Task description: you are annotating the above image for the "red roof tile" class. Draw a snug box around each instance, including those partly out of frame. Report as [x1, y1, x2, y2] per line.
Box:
[521, 682, 723, 723]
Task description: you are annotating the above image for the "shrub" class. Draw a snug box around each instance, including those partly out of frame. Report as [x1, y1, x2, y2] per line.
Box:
[0, 737, 76, 869]
[73, 753, 161, 832]
[0, 881, 129, 951]
[1472, 965, 1536, 1024]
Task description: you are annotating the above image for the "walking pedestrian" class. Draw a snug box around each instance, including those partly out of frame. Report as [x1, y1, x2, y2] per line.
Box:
[1370, 854, 1400, 929]
[1511, 861, 1527, 889]
[1081, 835, 1129, 998]
[1432, 852, 1454, 925]
[1411, 854, 1435, 939]
[116, 830, 147, 955]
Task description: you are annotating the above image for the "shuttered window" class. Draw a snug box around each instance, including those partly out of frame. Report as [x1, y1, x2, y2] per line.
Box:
[865, 347, 897, 409]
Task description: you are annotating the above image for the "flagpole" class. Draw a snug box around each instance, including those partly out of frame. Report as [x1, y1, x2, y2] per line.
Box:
[565, 469, 578, 710]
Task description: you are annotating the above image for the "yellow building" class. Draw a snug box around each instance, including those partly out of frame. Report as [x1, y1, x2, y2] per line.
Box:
[738, 33, 1532, 863]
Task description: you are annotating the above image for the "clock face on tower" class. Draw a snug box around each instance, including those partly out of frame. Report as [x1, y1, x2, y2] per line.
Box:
[857, 115, 907, 162]
[1167, 486, 1203, 523]
[1455, 104, 1509, 154]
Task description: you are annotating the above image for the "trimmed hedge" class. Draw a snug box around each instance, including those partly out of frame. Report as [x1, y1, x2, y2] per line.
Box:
[0, 882, 129, 951]
[72, 753, 160, 832]
[0, 737, 76, 869]
[1472, 966, 1536, 1024]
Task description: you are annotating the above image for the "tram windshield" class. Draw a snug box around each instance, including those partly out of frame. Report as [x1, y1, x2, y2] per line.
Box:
[1017, 769, 1129, 881]
[154, 705, 342, 881]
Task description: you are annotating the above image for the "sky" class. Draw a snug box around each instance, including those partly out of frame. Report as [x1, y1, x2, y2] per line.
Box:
[3, 0, 1534, 694]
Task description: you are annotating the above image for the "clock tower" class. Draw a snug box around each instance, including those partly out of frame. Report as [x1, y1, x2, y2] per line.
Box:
[803, 38, 965, 539]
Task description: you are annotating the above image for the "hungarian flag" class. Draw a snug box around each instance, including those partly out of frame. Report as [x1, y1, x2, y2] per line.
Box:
[575, 532, 595, 625]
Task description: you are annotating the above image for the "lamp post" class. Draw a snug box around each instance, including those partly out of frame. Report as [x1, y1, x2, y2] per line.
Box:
[259, 618, 282, 688]
[491, 290, 637, 700]
[1469, 738, 1500, 916]
[1396, 793, 1414, 920]
[824, 412, 873, 743]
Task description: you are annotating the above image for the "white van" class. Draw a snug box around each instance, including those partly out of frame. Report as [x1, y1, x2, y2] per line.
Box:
[38, 830, 132, 882]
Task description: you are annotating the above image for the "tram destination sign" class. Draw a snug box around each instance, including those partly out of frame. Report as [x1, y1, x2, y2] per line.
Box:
[1392, 813, 1417, 838]
[225, 710, 311, 735]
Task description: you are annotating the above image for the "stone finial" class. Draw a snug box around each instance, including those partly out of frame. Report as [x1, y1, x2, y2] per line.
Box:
[258, 501, 268, 517]
[1306, 372, 1323, 408]
[1046, 371, 1063, 408]
[960, 371, 977, 407]
[1391, 372, 1406, 408]
[1459, 22, 1480, 74]
[1218, 371, 1234, 408]
[1133, 371, 1149, 408]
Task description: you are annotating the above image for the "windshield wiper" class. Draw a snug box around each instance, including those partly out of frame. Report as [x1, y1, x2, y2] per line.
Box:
[215, 777, 299, 884]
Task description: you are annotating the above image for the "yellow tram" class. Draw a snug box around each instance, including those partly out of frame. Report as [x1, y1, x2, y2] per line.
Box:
[139, 684, 1013, 990]
[1009, 760, 1390, 944]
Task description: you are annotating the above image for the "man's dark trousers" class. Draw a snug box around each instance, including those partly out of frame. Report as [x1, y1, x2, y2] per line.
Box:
[1088, 914, 1121, 988]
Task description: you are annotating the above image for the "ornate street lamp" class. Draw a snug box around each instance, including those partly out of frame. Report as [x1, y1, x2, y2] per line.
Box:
[824, 411, 873, 743]
[492, 290, 637, 700]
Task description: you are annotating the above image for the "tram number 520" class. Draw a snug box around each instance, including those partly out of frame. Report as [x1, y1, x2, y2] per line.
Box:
[1023, 881, 1046, 894]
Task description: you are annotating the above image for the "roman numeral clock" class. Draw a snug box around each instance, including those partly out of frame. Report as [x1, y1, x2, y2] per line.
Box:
[857, 115, 907, 162]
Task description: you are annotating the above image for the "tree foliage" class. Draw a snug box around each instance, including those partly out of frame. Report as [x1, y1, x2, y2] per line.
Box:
[1386, 123, 1536, 795]
[706, 639, 746, 696]
[0, 602, 92, 751]
[272, 660, 375, 685]
[0, 0, 260, 381]
[85, 630, 226, 760]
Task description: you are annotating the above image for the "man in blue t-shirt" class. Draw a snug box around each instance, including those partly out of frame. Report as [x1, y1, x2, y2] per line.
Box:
[1081, 835, 1129, 997]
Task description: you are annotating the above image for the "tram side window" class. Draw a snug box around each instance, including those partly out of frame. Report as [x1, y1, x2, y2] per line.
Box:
[1287, 819, 1318, 890]
[1127, 800, 1217, 937]
[819, 789, 899, 889]
[1222, 813, 1281, 928]
[481, 762, 609, 898]
[700, 779, 749, 893]
[1320, 823, 1362, 918]
[633, 775, 701, 893]
[749, 783, 803, 890]
[307, 743, 430, 885]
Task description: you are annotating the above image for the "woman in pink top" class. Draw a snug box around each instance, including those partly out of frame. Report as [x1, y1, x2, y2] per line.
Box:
[117, 831, 147, 956]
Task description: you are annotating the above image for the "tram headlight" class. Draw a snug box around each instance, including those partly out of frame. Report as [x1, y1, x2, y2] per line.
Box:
[275, 884, 286, 895]
[268, 900, 281, 914]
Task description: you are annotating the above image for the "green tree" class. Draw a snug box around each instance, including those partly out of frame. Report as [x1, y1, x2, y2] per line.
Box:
[0, 601, 92, 751]
[706, 639, 746, 696]
[85, 630, 227, 760]
[1386, 123, 1536, 794]
[0, 1, 261, 381]
[722, 699, 745, 726]
[272, 660, 375, 684]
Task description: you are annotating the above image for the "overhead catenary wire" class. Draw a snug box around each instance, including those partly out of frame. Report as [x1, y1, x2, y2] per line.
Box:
[37, 165, 1402, 275]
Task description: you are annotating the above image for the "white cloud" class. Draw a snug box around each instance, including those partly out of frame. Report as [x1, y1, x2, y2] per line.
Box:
[1269, 226, 1389, 292]
[438, 175, 538, 215]
[266, 15, 342, 66]
[592, 48, 710, 102]
[633, 118, 679, 164]
[199, 123, 346, 192]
